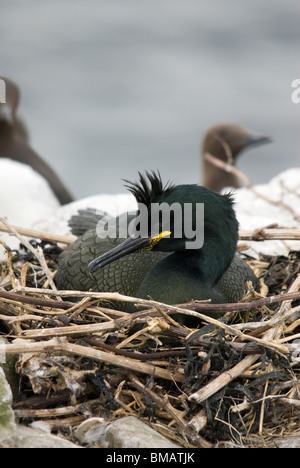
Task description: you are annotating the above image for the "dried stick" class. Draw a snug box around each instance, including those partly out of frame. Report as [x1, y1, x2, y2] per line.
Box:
[188, 354, 260, 404]
[11, 286, 300, 354]
[129, 373, 186, 428]
[263, 272, 300, 342]
[277, 397, 300, 407]
[84, 338, 199, 361]
[0, 313, 44, 323]
[128, 374, 212, 448]
[187, 276, 300, 405]
[0, 290, 73, 310]
[259, 379, 269, 435]
[5, 285, 298, 356]
[0, 220, 76, 244]
[20, 321, 116, 338]
[0, 218, 57, 292]
[0, 338, 184, 382]
[238, 228, 300, 241]
[14, 286, 300, 315]
[187, 409, 208, 433]
[204, 152, 251, 187]
[0, 239, 17, 288]
[14, 404, 83, 419]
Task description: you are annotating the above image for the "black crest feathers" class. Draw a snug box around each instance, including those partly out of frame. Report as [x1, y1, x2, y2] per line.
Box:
[123, 171, 174, 207]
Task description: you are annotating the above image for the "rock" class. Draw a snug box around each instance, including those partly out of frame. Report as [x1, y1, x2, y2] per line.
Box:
[75, 416, 181, 448]
[271, 436, 300, 449]
[0, 368, 15, 435]
[0, 368, 81, 448]
[0, 424, 81, 448]
[0, 338, 20, 402]
[74, 417, 106, 445]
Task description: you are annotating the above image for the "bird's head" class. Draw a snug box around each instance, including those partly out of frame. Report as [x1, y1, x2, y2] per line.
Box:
[88, 171, 239, 278]
[203, 122, 271, 162]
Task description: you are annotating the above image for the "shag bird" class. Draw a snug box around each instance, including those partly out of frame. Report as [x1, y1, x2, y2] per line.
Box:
[56, 172, 257, 313]
[202, 123, 271, 192]
[0, 75, 73, 205]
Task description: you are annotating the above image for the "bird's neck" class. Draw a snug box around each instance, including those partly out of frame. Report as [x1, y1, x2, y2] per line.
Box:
[0, 122, 27, 153]
[145, 235, 235, 287]
[203, 159, 240, 191]
[0, 124, 14, 145]
[171, 237, 234, 286]
[137, 245, 231, 305]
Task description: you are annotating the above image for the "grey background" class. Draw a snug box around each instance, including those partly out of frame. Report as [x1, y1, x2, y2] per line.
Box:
[1, 0, 299, 199]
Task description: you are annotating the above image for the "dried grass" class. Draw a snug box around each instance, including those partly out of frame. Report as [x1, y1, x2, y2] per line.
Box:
[0, 222, 300, 448]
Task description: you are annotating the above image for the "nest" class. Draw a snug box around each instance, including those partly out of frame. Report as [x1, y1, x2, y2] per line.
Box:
[0, 222, 300, 448]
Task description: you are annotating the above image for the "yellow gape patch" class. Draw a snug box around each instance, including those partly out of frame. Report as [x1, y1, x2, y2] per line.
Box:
[141, 231, 172, 252]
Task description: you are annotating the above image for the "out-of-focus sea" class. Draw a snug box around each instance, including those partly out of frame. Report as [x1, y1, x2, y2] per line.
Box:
[0, 0, 299, 199]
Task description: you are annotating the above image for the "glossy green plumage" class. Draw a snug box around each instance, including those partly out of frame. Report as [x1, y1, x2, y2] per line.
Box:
[56, 229, 167, 311]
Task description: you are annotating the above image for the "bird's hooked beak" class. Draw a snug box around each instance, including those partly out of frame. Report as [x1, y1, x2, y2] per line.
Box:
[88, 231, 171, 274]
[0, 103, 14, 125]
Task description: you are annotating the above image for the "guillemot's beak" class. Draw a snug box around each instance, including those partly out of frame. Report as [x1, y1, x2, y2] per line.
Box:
[243, 134, 272, 148]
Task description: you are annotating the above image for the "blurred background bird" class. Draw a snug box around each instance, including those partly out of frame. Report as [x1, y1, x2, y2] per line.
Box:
[0, 75, 73, 206]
